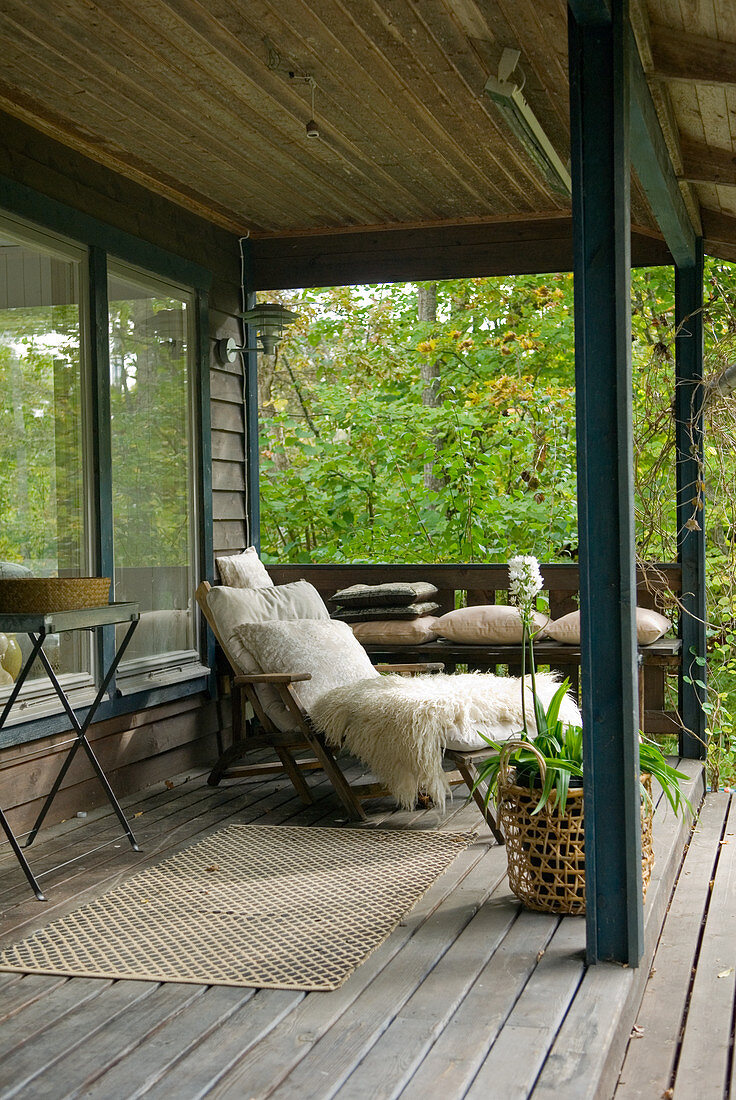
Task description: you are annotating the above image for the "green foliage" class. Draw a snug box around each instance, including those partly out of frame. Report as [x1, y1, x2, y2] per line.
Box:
[259, 276, 578, 563]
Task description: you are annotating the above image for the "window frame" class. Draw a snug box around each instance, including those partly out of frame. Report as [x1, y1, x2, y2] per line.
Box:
[0, 177, 214, 749]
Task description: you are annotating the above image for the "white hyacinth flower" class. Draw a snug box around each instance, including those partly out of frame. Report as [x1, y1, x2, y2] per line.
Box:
[508, 555, 543, 609]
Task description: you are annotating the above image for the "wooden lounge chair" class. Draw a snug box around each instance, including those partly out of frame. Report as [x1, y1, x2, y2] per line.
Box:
[196, 580, 504, 840]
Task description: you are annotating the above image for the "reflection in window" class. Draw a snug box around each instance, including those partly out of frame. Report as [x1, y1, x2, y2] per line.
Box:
[0, 222, 90, 689]
[108, 267, 197, 673]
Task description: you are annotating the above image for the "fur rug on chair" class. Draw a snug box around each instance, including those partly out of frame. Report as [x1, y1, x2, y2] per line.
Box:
[310, 672, 582, 812]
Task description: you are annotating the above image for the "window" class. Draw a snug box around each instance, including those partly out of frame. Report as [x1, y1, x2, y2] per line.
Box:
[0, 219, 95, 716]
[0, 210, 209, 728]
[108, 265, 200, 688]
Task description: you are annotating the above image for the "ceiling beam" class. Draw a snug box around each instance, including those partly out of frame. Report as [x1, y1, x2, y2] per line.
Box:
[627, 25, 698, 267]
[650, 23, 736, 86]
[680, 138, 736, 186]
[701, 209, 736, 263]
[248, 217, 672, 289]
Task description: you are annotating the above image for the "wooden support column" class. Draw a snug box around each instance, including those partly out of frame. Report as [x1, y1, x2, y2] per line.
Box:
[675, 241, 707, 759]
[569, 0, 644, 965]
[241, 242, 260, 551]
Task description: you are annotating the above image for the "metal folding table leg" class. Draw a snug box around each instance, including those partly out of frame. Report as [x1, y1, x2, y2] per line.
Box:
[0, 807, 46, 901]
[25, 620, 141, 850]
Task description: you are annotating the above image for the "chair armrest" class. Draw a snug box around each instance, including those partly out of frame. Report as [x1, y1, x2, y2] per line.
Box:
[233, 672, 312, 685]
[375, 662, 445, 674]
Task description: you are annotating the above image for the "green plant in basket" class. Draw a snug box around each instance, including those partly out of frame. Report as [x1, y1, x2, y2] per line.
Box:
[471, 555, 691, 819]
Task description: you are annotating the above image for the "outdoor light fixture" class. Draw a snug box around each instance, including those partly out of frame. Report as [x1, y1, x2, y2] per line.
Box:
[484, 48, 571, 197]
[216, 303, 299, 364]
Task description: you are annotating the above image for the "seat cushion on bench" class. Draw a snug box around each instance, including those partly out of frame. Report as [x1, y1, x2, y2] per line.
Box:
[546, 607, 672, 645]
[436, 605, 549, 644]
[350, 617, 440, 645]
[330, 581, 438, 608]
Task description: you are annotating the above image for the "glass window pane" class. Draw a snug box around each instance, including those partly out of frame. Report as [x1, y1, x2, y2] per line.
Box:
[0, 221, 90, 691]
[108, 267, 196, 670]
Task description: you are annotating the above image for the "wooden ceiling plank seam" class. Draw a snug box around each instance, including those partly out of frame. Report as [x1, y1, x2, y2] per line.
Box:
[679, 0, 719, 39]
[342, 0, 559, 209]
[7, 0, 390, 230]
[0, 11, 321, 230]
[435, 0, 558, 170]
[100, 0, 426, 225]
[651, 22, 736, 86]
[397, 0, 568, 208]
[249, 0, 536, 211]
[157, 0, 474, 218]
[489, 0, 572, 144]
[0, 87, 251, 234]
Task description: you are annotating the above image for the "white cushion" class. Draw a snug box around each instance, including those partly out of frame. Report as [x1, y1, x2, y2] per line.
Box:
[350, 617, 440, 645]
[545, 607, 672, 645]
[436, 605, 548, 644]
[234, 619, 379, 726]
[204, 580, 330, 731]
[216, 547, 274, 589]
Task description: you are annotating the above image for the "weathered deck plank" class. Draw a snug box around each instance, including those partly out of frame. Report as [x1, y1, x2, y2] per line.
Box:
[400, 911, 560, 1099]
[672, 793, 736, 1099]
[213, 841, 507, 1099]
[0, 760, 710, 1100]
[615, 792, 729, 1098]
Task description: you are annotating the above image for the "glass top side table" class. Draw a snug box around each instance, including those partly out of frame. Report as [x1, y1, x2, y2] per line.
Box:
[0, 602, 140, 900]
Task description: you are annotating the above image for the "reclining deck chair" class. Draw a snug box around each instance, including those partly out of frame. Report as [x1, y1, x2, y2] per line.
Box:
[197, 578, 522, 842]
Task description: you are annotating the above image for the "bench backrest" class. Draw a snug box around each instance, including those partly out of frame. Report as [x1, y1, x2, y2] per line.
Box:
[265, 563, 682, 622]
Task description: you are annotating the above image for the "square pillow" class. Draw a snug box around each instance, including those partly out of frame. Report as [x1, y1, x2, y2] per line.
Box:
[332, 601, 440, 622]
[545, 607, 672, 645]
[216, 547, 274, 589]
[330, 581, 438, 608]
[436, 605, 549, 644]
[204, 580, 330, 732]
[233, 618, 379, 720]
[350, 617, 440, 645]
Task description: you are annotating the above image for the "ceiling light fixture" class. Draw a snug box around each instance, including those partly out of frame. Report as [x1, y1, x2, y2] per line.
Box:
[484, 48, 571, 197]
[216, 303, 298, 363]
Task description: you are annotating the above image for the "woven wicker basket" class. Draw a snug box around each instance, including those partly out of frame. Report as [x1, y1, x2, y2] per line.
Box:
[0, 577, 111, 614]
[498, 742, 654, 916]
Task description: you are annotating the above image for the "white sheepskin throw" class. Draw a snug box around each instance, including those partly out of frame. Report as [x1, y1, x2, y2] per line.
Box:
[310, 672, 582, 813]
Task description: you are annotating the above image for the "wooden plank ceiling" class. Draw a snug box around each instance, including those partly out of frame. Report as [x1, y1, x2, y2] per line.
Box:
[0, 0, 735, 259]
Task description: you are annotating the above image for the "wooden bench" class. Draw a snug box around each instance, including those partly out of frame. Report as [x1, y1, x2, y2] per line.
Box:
[267, 562, 683, 739]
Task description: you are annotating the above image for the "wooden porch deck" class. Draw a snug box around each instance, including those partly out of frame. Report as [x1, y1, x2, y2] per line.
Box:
[0, 754, 707, 1100]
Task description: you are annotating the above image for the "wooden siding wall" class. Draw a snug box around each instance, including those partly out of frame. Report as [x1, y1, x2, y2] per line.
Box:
[0, 112, 246, 828]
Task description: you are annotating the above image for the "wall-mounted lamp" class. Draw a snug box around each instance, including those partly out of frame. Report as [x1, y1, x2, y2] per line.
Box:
[484, 48, 571, 197]
[216, 303, 299, 364]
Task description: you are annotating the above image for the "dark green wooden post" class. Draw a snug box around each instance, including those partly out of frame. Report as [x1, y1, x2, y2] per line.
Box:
[569, 0, 644, 965]
[675, 242, 707, 759]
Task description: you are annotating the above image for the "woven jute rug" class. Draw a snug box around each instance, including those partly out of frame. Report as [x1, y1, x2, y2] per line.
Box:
[0, 824, 471, 991]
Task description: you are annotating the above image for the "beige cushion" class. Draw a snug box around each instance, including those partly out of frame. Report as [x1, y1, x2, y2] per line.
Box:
[545, 607, 672, 645]
[216, 547, 274, 589]
[234, 619, 379, 723]
[436, 605, 549, 644]
[350, 617, 441, 645]
[204, 580, 330, 731]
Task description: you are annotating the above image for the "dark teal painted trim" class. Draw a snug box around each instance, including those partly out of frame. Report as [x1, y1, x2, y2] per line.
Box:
[569, 0, 644, 967]
[675, 241, 707, 759]
[567, 0, 612, 25]
[195, 288, 217, 690]
[242, 243, 260, 551]
[88, 246, 116, 689]
[627, 26, 697, 268]
[0, 175, 212, 290]
[0, 678, 210, 750]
